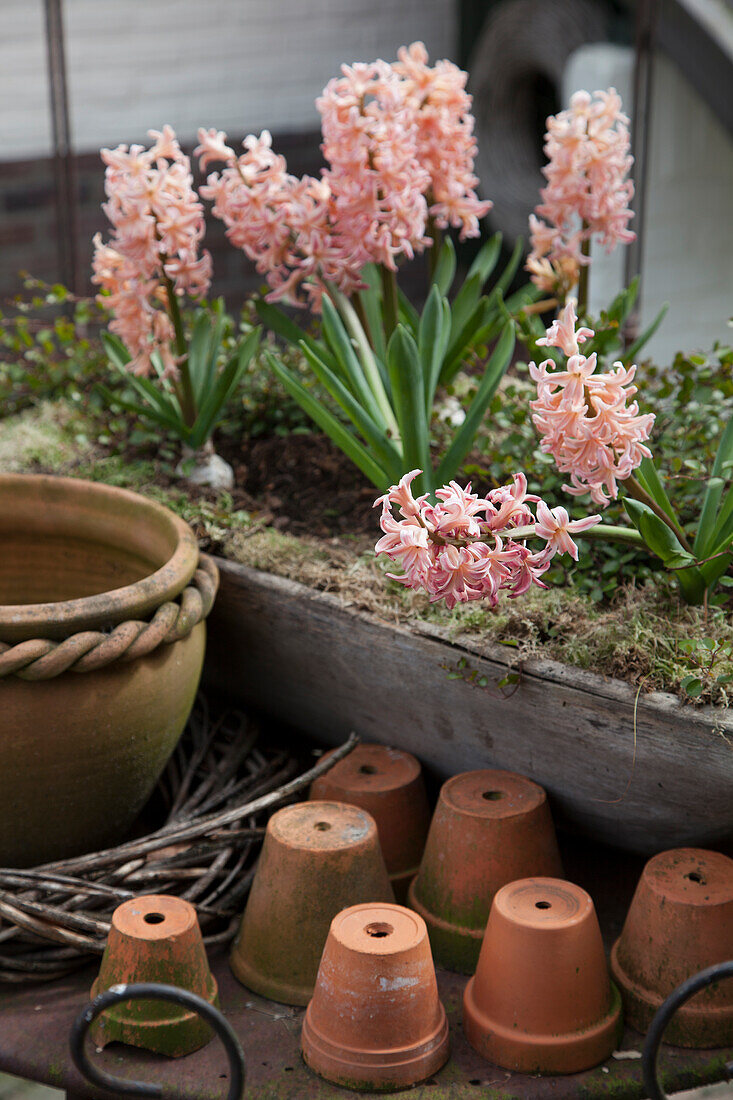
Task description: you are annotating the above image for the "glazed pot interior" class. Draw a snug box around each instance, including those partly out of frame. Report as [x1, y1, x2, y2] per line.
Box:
[0, 475, 198, 641]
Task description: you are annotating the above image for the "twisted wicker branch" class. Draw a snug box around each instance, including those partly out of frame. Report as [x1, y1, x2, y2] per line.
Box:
[0, 554, 219, 680]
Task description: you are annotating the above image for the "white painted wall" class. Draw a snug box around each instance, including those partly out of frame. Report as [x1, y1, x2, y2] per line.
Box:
[564, 43, 733, 363]
[0, 0, 456, 158]
[0, 2, 53, 158]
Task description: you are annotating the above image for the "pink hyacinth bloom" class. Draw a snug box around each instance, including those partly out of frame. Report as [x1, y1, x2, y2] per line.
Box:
[525, 88, 635, 298]
[483, 472, 538, 532]
[198, 44, 492, 306]
[423, 480, 488, 537]
[374, 468, 429, 519]
[195, 128, 235, 170]
[534, 501, 601, 560]
[148, 124, 180, 162]
[92, 127, 210, 377]
[374, 470, 599, 608]
[530, 301, 655, 505]
[392, 41, 492, 239]
[375, 510, 433, 584]
[317, 58, 431, 272]
[536, 299, 593, 356]
[196, 126, 363, 308]
[429, 543, 497, 609]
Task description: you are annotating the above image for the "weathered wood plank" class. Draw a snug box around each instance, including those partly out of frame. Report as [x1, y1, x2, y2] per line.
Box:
[204, 559, 733, 853]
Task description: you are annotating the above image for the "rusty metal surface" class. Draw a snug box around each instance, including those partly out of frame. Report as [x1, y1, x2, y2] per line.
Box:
[0, 954, 730, 1100]
[0, 840, 729, 1099]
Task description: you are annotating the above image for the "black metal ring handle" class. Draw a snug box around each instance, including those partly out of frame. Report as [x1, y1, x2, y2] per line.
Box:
[642, 960, 733, 1100]
[69, 982, 245, 1099]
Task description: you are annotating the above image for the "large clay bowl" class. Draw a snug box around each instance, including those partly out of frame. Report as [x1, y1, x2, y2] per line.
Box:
[0, 474, 208, 867]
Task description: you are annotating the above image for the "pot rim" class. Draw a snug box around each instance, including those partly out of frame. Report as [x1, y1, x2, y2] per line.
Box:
[463, 975, 622, 1073]
[0, 474, 199, 641]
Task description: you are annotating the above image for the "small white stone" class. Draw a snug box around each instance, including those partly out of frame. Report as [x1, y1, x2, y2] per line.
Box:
[435, 395, 466, 427]
[175, 442, 234, 490]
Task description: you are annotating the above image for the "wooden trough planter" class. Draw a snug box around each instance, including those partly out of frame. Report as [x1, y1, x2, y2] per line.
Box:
[204, 559, 733, 855]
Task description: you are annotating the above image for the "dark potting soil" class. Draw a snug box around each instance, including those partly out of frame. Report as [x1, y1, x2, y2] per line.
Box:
[221, 431, 380, 539]
[97, 428, 380, 545]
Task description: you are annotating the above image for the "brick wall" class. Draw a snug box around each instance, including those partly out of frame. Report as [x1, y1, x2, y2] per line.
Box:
[0, 131, 325, 302]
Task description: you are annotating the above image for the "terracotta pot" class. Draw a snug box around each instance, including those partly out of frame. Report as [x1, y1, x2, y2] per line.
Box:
[464, 878, 622, 1073]
[408, 769, 563, 972]
[611, 848, 733, 1047]
[230, 801, 394, 1005]
[0, 474, 210, 867]
[310, 743, 431, 902]
[301, 902, 449, 1091]
[90, 894, 219, 1057]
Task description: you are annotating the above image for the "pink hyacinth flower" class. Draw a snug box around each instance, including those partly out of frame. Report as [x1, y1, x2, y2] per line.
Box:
[525, 88, 636, 297]
[374, 470, 599, 608]
[529, 303, 655, 506]
[197, 43, 493, 306]
[92, 126, 210, 377]
[534, 501, 601, 560]
[536, 300, 594, 356]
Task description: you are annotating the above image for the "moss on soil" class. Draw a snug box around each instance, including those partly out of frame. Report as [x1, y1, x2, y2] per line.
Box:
[1, 401, 732, 709]
[0, 400, 95, 471]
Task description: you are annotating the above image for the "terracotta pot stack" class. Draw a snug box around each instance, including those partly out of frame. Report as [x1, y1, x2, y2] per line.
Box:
[88, 753, 733, 1086]
[229, 800, 394, 1005]
[408, 769, 563, 972]
[309, 743, 431, 902]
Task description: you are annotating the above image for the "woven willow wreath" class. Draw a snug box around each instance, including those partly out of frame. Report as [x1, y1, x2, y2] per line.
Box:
[0, 554, 219, 680]
[0, 698, 357, 983]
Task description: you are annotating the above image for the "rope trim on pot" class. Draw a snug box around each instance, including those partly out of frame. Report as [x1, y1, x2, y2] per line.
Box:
[0, 554, 219, 680]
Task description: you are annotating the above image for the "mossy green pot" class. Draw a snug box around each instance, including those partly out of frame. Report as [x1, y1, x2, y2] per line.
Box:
[91, 894, 219, 1057]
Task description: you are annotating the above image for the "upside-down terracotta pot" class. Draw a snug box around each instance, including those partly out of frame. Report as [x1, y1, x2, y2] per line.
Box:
[611, 848, 733, 1047]
[408, 769, 563, 972]
[302, 902, 449, 1091]
[0, 474, 214, 867]
[310, 743, 431, 902]
[91, 894, 219, 1057]
[464, 878, 622, 1073]
[230, 801, 394, 1005]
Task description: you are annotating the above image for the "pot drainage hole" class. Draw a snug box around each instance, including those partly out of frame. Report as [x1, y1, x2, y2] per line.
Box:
[314, 821, 332, 831]
[482, 790, 504, 801]
[359, 765, 378, 775]
[685, 871, 705, 884]
[535, 901, 552, 910]
[144, 912, 165, 924]
[365, 922, 393, 938]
